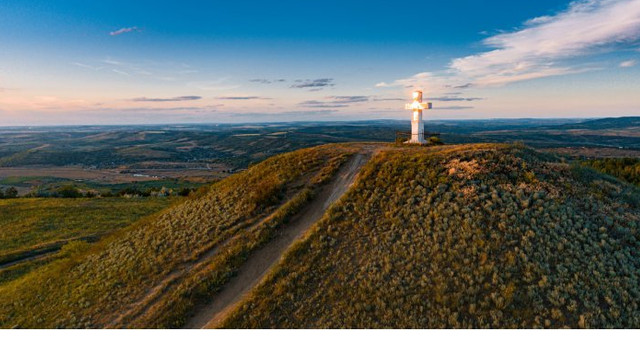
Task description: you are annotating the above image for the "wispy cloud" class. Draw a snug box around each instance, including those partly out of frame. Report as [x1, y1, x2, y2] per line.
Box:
[109, 26, 139, 36]
[436, 106, 474, 110]
[72, 62, 103, 70]
[291, 78, 334, 89]
[115, 106, 217, 112]
[620, 59, 637, 67]
[298, 100, 348, 108]
[132, 96, 202, 102]
[379, 0, 640, 89]
[112, 69, 130, 76]
[329, 96, 369, 103]
[103, 59, 124, 66]
[249, 78, 286, 84]
[298, 95, 369, 108]
[371, 97, 404, 102]
[188, 79, 240, 91]
[230, 110, 337, 117]
[216, 96, 271, 100]
[428, 96, 483, 102]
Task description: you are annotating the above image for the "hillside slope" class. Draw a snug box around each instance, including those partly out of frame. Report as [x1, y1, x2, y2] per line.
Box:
[0, 144, 358, 328]
[222, 144, 640, 328]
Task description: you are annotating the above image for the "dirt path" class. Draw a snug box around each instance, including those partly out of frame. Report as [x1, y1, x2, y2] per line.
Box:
[184, 149, 372, 329]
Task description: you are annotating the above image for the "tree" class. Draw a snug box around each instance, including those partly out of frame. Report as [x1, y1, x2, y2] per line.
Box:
[4, 187, 18, 199]
[428, 136, 444, 146]
[57, 185, 81, 198]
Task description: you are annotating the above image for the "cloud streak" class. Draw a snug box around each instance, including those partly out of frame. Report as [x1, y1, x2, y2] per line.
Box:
[249, 78, 286, 84]
[620, 59, 637, 67]
[216, 96, 271, 100]
[290, 78, 334, 89]
[109, 26, 139, 36]
[379, 0, 640, 89]
[132, 96, 202, 102]
[428, 96, 483, 102]
[298, 95, 370, 108]
[436, 106, 474, 110]
[298, 100, 348, 108]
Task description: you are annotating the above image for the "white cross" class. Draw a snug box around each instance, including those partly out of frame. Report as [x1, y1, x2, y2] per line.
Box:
[404, 90, 432, 144]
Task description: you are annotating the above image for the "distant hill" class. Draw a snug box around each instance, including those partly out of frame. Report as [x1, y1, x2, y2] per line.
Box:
[0, 143, 638, 328]
[551, 116, 640, 130]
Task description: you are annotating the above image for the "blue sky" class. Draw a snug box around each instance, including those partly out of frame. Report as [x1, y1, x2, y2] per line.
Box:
[0, 0, 639, 125]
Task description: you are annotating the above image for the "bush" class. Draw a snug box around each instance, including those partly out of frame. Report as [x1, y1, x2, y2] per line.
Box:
[427, 136, 443, 145]
[2, 187, 18, 199]
[56, 185, 82, 198]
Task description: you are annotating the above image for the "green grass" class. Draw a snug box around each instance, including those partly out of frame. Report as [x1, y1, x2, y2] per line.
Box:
[0, 144, 356, 328]
[222, 144, 640, 329]
[0, 175, 208, 198]
[0, 197, 172, 254]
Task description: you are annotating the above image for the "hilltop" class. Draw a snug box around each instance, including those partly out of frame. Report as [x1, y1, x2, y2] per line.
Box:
[222, 143, 640, 328]
[0, 143, 638, 328]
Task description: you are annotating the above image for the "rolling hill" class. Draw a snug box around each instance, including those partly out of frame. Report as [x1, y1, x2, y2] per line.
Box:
[0, 142, 638, 328]
[222, 143, 640, 328]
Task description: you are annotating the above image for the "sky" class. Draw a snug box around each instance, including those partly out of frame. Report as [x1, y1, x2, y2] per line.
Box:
[0, 0, 639, 125]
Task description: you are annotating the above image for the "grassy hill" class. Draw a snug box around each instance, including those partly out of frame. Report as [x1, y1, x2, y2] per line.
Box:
[222, 143, 640, 329]
[0, 197, 172, 254]
[1, 142, 638, 329]
[0, 144, 356, 328]
[0, 197, 171, 284]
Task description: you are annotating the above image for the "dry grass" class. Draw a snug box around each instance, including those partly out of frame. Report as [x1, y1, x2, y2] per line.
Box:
[222, 144, 640, 329]
[0, 144, 356, 328]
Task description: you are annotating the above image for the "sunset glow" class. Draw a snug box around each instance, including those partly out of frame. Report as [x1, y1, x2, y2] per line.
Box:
[1, 0, 639, 125]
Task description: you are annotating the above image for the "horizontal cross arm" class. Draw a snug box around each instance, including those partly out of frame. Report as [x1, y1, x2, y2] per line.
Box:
[405, 102, 433, 110]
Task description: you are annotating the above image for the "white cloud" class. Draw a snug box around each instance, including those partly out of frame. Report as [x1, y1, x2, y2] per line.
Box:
[71, 62, 103, 70]
[112, 69, 130, 76]
[109, 26, 139, 36]
[620, 59, 637, 67]
[381, 0, 640, 90]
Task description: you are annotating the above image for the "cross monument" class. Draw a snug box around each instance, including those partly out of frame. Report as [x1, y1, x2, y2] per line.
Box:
[404, 90, 432, 144]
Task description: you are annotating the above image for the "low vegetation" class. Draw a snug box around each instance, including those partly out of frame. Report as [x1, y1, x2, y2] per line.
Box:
[0, 197, 171, 255]
[0, 197, 172, 284]
[0, 187, 18, 199]
[223, 144, 640, 328]
[2, 142, 638, 329]
[581, 158, 640, 187]
[0, 144, 355, 328]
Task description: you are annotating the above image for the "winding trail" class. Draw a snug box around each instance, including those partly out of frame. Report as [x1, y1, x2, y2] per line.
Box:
[184, 148, 373, 329]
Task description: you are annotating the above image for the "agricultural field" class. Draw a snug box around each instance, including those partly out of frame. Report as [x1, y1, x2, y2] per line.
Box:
[222, 144, 640, 328]
[0, 144, 357, 328]
[0, 197, 172, 284]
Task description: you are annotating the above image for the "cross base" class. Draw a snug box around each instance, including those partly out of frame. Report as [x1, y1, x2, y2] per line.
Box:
[404, 138, 427, 145]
